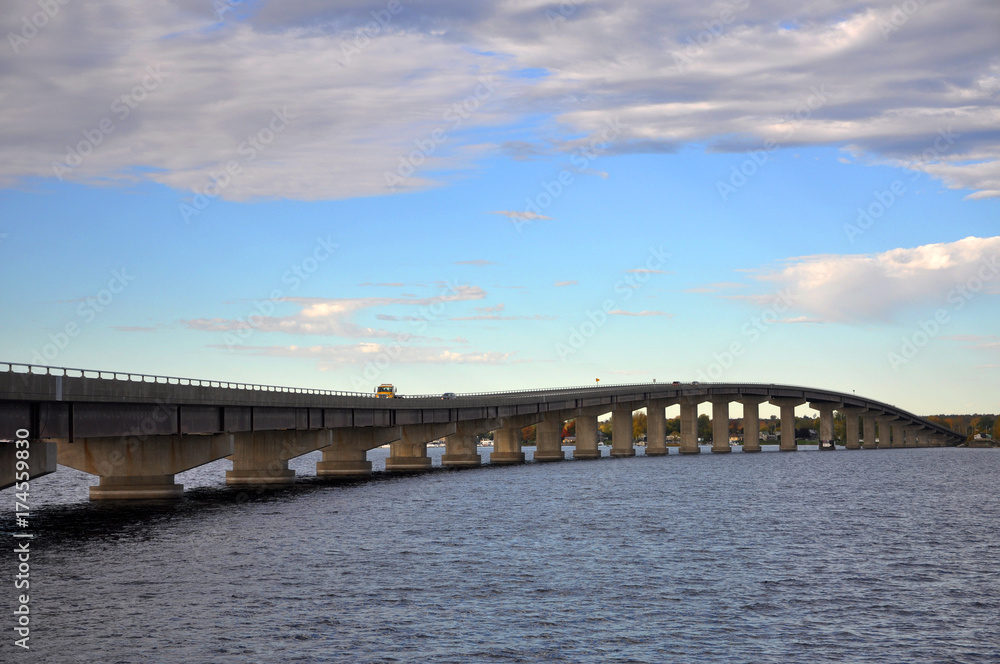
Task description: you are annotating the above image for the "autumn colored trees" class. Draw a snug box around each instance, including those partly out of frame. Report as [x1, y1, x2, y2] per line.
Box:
[928, 413, 998, 440]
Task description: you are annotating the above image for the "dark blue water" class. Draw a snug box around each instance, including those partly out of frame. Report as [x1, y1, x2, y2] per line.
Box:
[6, 446, 999, 663]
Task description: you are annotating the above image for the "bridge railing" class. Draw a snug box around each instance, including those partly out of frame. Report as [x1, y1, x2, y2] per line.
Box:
[2, 361, 699, 399]
[2, 361, 874, 405]
[1, 361, 961, 438]
[1, 361, 379, 398]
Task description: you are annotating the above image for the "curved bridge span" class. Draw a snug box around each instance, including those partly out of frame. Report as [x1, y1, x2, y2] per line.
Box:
[0, 362, 964, 500]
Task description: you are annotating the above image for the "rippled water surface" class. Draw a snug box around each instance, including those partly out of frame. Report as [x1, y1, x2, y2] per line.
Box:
[7, 446, 1000, 663]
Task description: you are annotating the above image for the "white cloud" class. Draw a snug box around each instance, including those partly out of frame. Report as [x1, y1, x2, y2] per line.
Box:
[608, 310, 673, 317]
[943, 335, 1000, 352]
[220, 343, 516, 367]
[753, 236, 1000, 323]
[182, 285, 486, 337]
[779, 316, 824, 325]
[489, 210, 553, 221]
[3, 1, 999, 199]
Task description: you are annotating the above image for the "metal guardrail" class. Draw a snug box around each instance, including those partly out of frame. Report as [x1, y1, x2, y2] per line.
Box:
[1, 362, 377, 397]
[1, 361, 961, 438]
[1, 361, 835, 401]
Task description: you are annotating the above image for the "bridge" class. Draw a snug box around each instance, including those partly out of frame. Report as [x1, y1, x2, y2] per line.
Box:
[0, 362, 964, 500]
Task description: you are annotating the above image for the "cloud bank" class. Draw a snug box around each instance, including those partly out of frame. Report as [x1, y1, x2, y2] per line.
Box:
[2, 0, 998, 200]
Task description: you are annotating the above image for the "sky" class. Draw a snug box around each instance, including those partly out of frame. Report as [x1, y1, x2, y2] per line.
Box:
[1, 0, 998, 416]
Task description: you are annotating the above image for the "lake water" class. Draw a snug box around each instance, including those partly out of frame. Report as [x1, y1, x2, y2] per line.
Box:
[6, 445, 999, 663]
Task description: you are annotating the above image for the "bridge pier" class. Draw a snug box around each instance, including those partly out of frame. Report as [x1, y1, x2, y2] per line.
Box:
[876, 416, 896, 448]
[770, 398, 802, 451]
[645, 399, 672, 455]
[1, 439, 57, 490]
[738, 397, 765, 452]
[810, 401, 839, 449]
[711, 398, 731, 453]
[58, 433, 234, 500]
[316, 426, 400, 477]
[891, 424, 906, 448]
[611, 405, 635, 457]
[226, 430, 333, 485]
[839, 407, 865, 449]
[573, 413, 602, 459]
[442, 419, 500, 468]
[535, 412, 570, 462]
[862, 415, 877, 449]
[679, 398, 700, 454]
[903, 425, 921, 448]
[491, 415, 539, 465]
[386, 423, 456, 472]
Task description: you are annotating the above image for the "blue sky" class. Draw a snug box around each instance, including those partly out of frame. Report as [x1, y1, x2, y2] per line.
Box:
[1, 1, 998, 415]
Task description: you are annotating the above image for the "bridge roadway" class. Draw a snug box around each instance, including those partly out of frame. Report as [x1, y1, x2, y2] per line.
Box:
[0, 363, 965, 499]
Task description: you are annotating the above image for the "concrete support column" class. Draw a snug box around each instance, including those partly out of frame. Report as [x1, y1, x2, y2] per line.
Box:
[679, 399, 701, 454]
[862, 416, 877, 449]
[915, 429, 931, 447]
[770, 398, 803, 452]
[573, 413, 601, 459]
[840, 407, 865, 450]
[317, 426, 401, 477]
[903, 426, 921, 448]
[611, 405, 636, 457]
[442, 418, 501, 468]
[738, 397, 766, 452]
[876, 417, 896, 449]
[534, 412, 567, 462]
[227, 429, 333, 485]
[386, 422, 457, 472]
[645, 400, 671, 456]
[491, 415, 539, 465]
[1, 439, 57, 490]
[711, 398, 731, 453]
[58, 433, 234, 500]
[810, 402, 837, 448]
[891, 424, 906, 449]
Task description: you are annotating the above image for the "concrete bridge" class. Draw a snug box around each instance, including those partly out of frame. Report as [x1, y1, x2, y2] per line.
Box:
[0, 362, 964, 500]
